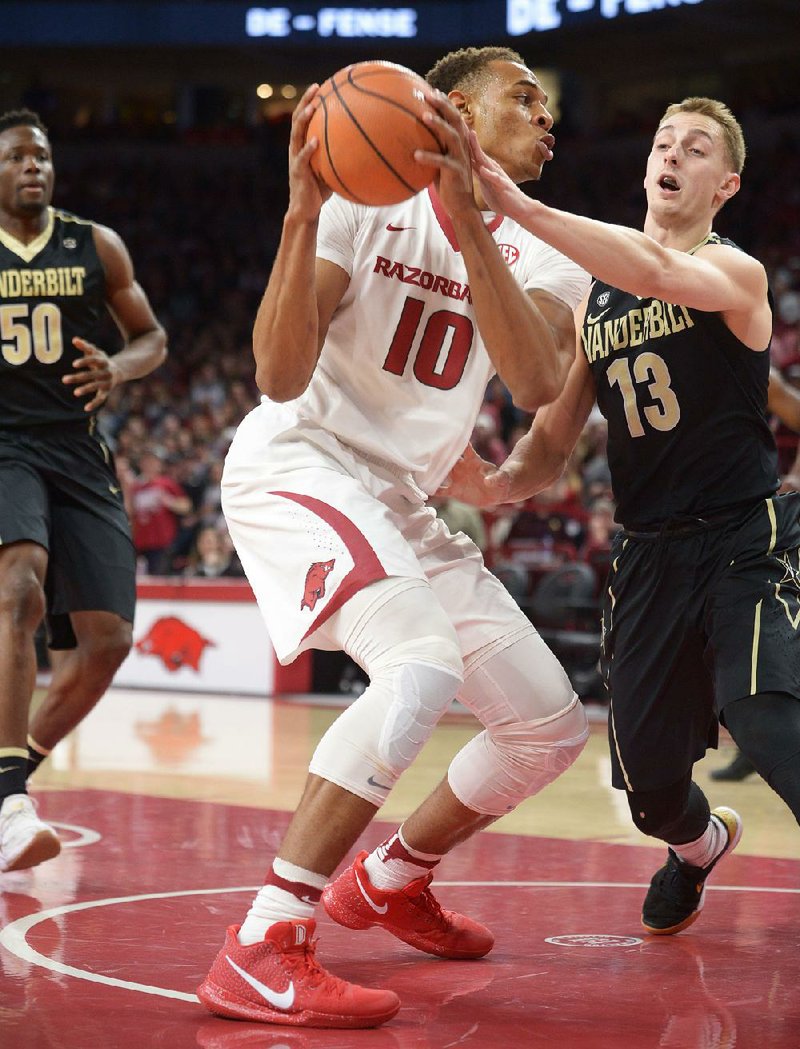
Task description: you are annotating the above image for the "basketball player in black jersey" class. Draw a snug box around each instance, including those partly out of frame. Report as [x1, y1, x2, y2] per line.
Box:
[439, 97, 800, 934]
[0, 109, 166, 872]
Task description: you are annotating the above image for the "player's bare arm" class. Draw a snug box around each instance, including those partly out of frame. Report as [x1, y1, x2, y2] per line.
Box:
[417, 92, 574, 410]
[470, 134, 770, 347]
[61, 223, 166, 412]
[252, 85, 349, 401]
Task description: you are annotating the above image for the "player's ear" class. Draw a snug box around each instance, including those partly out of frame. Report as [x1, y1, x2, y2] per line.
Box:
[449, 89, 473, 125]
[718, 171, 740, 203]
[717, 167, 742, 206]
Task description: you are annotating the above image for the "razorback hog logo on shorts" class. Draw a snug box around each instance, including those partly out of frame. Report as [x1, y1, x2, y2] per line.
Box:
[135, 616, 215, 672]
[301, 559, 335, 611]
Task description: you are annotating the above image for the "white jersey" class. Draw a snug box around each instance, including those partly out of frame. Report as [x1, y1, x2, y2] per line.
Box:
[265, 188, 589, 494]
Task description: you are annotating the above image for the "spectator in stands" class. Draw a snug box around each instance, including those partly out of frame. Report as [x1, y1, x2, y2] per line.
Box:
[184, 525, 244, 579]
[131, 449, 192, 574]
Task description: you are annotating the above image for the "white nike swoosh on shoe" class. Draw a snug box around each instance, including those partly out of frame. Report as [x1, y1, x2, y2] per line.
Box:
[225, 954, 295, 1010]
[354, 868, 389, 914]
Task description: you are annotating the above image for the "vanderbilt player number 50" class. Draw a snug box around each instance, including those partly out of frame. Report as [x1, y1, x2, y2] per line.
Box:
[0, 302, 63, 365]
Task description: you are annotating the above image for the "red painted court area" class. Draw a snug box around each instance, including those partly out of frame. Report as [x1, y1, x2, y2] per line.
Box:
[1, 789, 798, 1049]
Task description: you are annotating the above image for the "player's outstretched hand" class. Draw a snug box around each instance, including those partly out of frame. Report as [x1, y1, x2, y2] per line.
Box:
[435, 444, 513, 509]
[289, 84, 333, 219]
[64, 337, 121, 412]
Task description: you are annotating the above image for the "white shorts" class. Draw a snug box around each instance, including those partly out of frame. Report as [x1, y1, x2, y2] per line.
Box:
[222, 405, 531, 664]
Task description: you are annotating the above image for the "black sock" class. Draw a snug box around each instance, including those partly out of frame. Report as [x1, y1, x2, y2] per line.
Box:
[27, 744, 48, 778]
[0, 754, 30, 801]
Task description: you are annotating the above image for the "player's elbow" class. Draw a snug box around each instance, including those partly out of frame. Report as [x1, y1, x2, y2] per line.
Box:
[255, 362, 307, 402]
[513, 381, 558, 415]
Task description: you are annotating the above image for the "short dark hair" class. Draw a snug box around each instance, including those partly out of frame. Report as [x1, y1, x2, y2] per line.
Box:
[0, 108, 48, 137]
[426, 46, 526, 95]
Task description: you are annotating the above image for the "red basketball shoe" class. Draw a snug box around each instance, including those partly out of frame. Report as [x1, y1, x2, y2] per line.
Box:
[197, 920, 400, 1029]
[322, 851, 494, 959]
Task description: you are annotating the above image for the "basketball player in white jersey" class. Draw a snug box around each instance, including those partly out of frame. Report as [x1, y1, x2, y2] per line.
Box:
[198, 46, 591, 1029]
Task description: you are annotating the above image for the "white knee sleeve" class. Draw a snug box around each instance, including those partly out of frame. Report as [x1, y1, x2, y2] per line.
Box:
[309, 580, 463, 806]
[448, 693, 589, 816]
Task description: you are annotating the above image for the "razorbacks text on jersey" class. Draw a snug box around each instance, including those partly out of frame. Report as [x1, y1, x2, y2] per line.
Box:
[272, 186, 589, 495]
[582, 235, 778, 529]
[0, 206, 106, 428]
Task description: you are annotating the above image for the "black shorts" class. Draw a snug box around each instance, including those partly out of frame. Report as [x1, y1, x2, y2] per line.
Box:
[601, 493, 800, 792]
[0, 423, 135, 649]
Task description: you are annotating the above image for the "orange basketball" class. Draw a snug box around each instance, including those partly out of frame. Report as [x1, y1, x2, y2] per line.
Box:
[306, 61, 445, 206]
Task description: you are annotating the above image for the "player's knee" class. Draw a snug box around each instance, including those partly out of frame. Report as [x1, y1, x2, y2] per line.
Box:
[310, 652, 462, 806]
[0, 563, 46, 635]
[627, 786, 690, 840]
[448, 693, 588, 816]
[376, 654, 462, 771]
[78, 621, 132, 685]
[311, 581, 464, 804]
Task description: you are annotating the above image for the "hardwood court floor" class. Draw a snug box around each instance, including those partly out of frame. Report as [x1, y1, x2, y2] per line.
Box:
[1, 687, 798, 1049]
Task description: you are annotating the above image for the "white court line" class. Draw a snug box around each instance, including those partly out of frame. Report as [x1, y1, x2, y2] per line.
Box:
[49, 822, 102, 849]
[1, 880, 798, 1003]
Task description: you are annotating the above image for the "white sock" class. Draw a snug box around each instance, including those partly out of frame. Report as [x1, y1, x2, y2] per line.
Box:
[363, 827, 442, 891]
[672, 814, 727, 869]
[237, 858, 328, 945]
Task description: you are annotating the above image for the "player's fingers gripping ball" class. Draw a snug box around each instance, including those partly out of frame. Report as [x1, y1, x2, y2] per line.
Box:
[306, 60, 446, 206]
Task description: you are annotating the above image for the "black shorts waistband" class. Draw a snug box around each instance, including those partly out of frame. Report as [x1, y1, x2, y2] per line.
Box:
[622, 501, 762, 540]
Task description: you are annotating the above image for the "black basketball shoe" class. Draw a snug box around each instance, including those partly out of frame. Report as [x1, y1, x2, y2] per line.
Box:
[641, 807, 743, 935]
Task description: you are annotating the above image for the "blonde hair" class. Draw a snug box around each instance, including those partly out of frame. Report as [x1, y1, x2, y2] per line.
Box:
[659, 97, 745, 174]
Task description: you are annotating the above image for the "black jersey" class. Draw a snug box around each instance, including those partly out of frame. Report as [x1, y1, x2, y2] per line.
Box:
[582, 235, 778, 529]
[0, 207, 107, 429]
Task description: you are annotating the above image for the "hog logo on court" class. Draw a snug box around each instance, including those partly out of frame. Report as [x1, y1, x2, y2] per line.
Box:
[301, 559, 335, 611]
[135, 616, 215, 672]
